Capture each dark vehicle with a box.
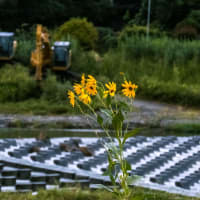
[52,41,71,71]
[0,32,17,61]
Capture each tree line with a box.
[0,0,200,32]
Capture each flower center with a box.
[129,87,133,91]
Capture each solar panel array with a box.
[0,136,200,196]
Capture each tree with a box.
[134,0,194,30]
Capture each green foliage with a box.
[0,64,38,102]
[138,76,200,106]
[174,10,200,39]
[0,187,196,200]
[15,25,35,65]
[98,35,200,107]
[55,18,99,49]
[70,74,138,200]
[41,72,73,103]
[134,0,192,30]
[68,37,100,75]
[97,27,117,51]
[119,25,163,40]
[116,36,200,66]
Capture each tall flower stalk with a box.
[68,74,138,200]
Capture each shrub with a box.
[174,20,198,40]
[41,72,73,103]
[119,25,163,41]
[15,40,35,65]
[54,18,98,50]
[0,64,38,102]
[97,27,117,51]
[15,25,35,65]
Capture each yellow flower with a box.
[73,83,83,95]
[68,90,75,107]
[120,72,124,76]
[121,80,138,98]
[81,74,86,86]
[104,82,116,98]
[85,82,97,96]
[103,90,109,98]
[87,75,96,85]
[79,92,91,104]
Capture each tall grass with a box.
[99,36,200,106]
[118,36,200,66]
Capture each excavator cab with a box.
[52,41,71,71]
[0,32,16,61]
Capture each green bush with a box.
[41,72,73,103]
[119,25,163,41]
[62,37,100,75]
[15,25,35,65]
[0,64,38,102]
[97,27,117,51]
[174,20,198,40]
[54,18,98,50]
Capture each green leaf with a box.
[94,184,114,192]
[100,108,113,126]
[127,175,141,185]
[123,159,131,171]
[117,101,130,111]
[97,114,103,126]
[122,128,140,145]
[112,110,124,131]
[106,143,120,159]
[114,164,120,180]
[108,162,116,184]
[100,108,112,119]
[106,95,111,107]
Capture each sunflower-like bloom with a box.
[73,83,83,95]
[87,75,97,85]
[68,90,75,107]
[79,92,91,104]
[103,82,116,98]
[81,74,86,87]
[121,80,138,98]
[85,82,97,96]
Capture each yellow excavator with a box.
[31,24,71,81]
[0,32,17,61]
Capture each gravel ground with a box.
[0,99,200,129]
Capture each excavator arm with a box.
[31,25,52,81]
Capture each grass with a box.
[96,36,200,107]
[2,35,200,114]
[165,123,200,134]
[0,99,75,115]
[0,187,199,200]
